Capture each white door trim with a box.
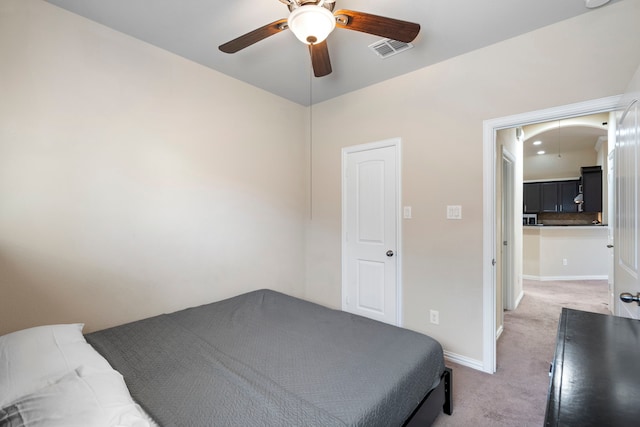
[482,95,622,374]
[341,137,403,326]
[502,147,516,312]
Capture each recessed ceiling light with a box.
[533,140,542,146]
[537,150,545,155]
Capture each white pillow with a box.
[0,324,153,426]
[0,324,111,407]
[1,370,110,427]
[75,366,151,427]
[1,369,150,427]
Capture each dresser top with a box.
[545,308,640,426]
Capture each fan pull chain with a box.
[557,120,562,159]
[309,62,313,220]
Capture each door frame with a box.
[341,137,403,326]
[501,147,516,316]
[607,149,615,314]
[482,95,622,373]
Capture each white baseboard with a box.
[443,350,486,372]
[514,290,525,308]
[522,274,608,281]
[496,325,504,339]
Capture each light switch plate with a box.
[447,205,462,220]
[403,206,412,219]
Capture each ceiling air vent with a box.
[368,38,413,59]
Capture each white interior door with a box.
[342,139,400,326]
[615,98,639,319]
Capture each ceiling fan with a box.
[218,0,421,77]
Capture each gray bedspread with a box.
[86,289,445,427]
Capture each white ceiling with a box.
[45,0,617,106]
[522,113,609,160]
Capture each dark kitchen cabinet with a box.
[559,180,579,213]
[523,167,599,214]
[541,182,559,212]
[523,182,541,213]
[581,166,602,213]
[533,180,579,213]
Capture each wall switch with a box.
[403,206,412,219]
[563,258,568,266]
[446,205,462,220]
[430,310,439,325]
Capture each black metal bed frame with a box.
[404,367,453,426]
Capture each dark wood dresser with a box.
[545,308,640,426]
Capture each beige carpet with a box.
[431,279,610,427]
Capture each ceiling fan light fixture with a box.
[585,0,610,8]
[288,5,336,45]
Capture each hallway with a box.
[432,279,609,426]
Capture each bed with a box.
[1,289,452,426]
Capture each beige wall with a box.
[523,227,609,280]
[623,55,640,101]
[2,0,640,367]
[523,229,541,278]
[0,0,308,335]
[524,150,597,181]
[305,0,640,363]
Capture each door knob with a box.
[620,292,640,305]
[386,250,394,257]
[607,244,614,248]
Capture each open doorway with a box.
[503,113,611,306]
[481,95,621,374]
[495,114,612,371]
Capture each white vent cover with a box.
[368,38,413,59]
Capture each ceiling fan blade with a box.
[309,41,332,77]
[219,19,288,53]
[334,9,420,43]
